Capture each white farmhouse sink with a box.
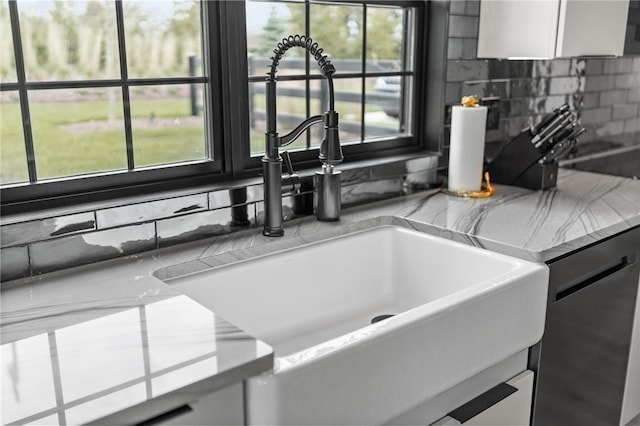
[167,225,548,425]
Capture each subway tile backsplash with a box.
[157,207,237,248]
[341,178,406,208]
[208,189,232,210]
[1,155,439,282]
[246,184,265,203]
[95,194,208,229]
[29,223,156,275]
[1,212,96,247]
[0,246,30,281]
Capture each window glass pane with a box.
[0,92,28,184]
[309,3,362,75]
[366,6,407,72]
[247,1,305,78]
[123,0,203,79]
[365,75,411,140]
[130,84,206,167]
[1,0,17,83]
[17,1,120,81]
[30,88,127,179]
[248,82,265,155]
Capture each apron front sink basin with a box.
[166,225,548,425]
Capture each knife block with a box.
[486,130,558,191]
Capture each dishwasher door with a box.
[531,227,640,426]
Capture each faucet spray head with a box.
[319,110,343,165]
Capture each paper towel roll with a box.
[448,105,487,193]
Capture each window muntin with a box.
[246,0,415,157]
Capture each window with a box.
[1,0,220,208]
[0,0,426,213]
[246,1,415,157]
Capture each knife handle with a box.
[532,111,571,146]
[532,112,558,136]
[531,103,570,136]
[554,139,577,161]
[566,126,587,141]
[540,140,567,164]
[551,125,575,144]
[534,115,573,149]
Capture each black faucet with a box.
[263,35,343,237]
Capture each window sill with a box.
[1,151,440,226]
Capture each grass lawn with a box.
[1,90,399,184]
[1,97,206,184]
[0,102,29,183]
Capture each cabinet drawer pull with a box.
[555,256,633,302]
[448,383,517,423]
[135,404,193,426]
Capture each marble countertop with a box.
[2,168,640,425]
[1,270,273,425]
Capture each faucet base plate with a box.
[263,227,285,237]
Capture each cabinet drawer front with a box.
[555,255,638,302]
[430,371,534,426]
[458,371,533,426]
[136,383,244,426]
[547,226,640,297]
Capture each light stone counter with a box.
[2,168,639,425]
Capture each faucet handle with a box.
[281,151,299,194]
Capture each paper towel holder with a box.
[447,95,488,194]
[443,172,495,198]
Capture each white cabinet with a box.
[430,370,534,426]
[148,383,244,426]
[463,371,533,425]
[477,0,630,59]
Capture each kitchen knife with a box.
[545,125,575,150]
[531,104,570,137]
[553,138,577,161]
[544,135,581,163]
[534,115,573,149]
[536,110,571,139]
[541,139,570,163]
[548,128,585,161]
[550,125,575,145]
[564,126,587,142]
[532,111,559,137]
[532,110,571,147]
[550,126,585,150]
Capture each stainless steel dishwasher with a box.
[531,226,640,426]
